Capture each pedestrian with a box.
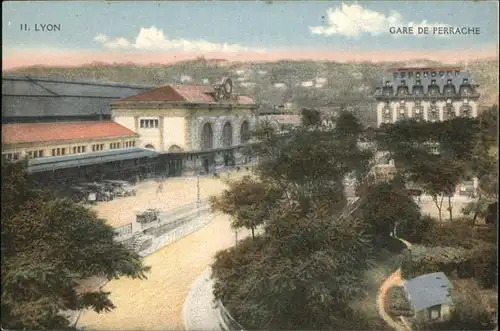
[156,181,164,196]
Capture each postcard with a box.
[2,1,498,331]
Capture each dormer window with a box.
[431,72,437,77]
[416,72,421,78]
[424,72,429,78]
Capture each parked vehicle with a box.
[69,186,98,204]
[102,180,137,197]
[136,208,161,224]
[79,182,114,201]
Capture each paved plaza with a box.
[77,171,253,330]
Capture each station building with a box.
[2,121,157,185]
[2,76,290,181]
[111,78,260,176]
[2,77,159,184]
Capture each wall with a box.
[113,108,189,152]
[112,106,258,152]
[187,110,258,151]
[163,117,187,151]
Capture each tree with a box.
[1,161,150,330]
[377,118,479,222]
[358,178,421,244]
[210,113,379,329]
[463,105,499,224]
[209,175,281,238]
[300,108,321,127]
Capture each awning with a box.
[28,148,158,173]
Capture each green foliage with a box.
[212,201,377,330]
[397,215,435,244]
[1,161,150,330]
[385,286,412,317]
[300,108,321,127]
[401,243,496,285]
[359,179,421,243]
[209,175,281,237]
[210,112,384,329]
[377,117,482,221]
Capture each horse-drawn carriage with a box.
[136,208,161,224]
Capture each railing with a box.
[140,200,210,231]
[215,299,246,331]
[114,223,133,239]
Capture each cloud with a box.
[93,26,257,52]
[310,3,450,38]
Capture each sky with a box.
[2,1,499,69]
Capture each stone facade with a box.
[111,82,259,177]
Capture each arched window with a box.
[201,122,213,150]
[221,122,233,148]
[240,121,250,143]
[168,145,183,152]
[144,144,155,150]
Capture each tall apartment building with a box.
[374,67,480,127]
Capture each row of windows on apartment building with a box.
[2,141,137,161]
[381,106,471,124]
[140,119,159,128]
[393,70,462,79]
[395,78,469,86]
[383,99,472,107]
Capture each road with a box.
[77,213,253,330]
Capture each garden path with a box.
[377,237,412,331]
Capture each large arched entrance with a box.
[240,121,250,144]
[221,122,233,148]
[200,122,215,174]
[221,122,235,166]
[201,123,213,150]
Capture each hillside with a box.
[4,58,498,127]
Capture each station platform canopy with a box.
[27,148,158,173]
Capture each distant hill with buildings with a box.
[4,58,498,127]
